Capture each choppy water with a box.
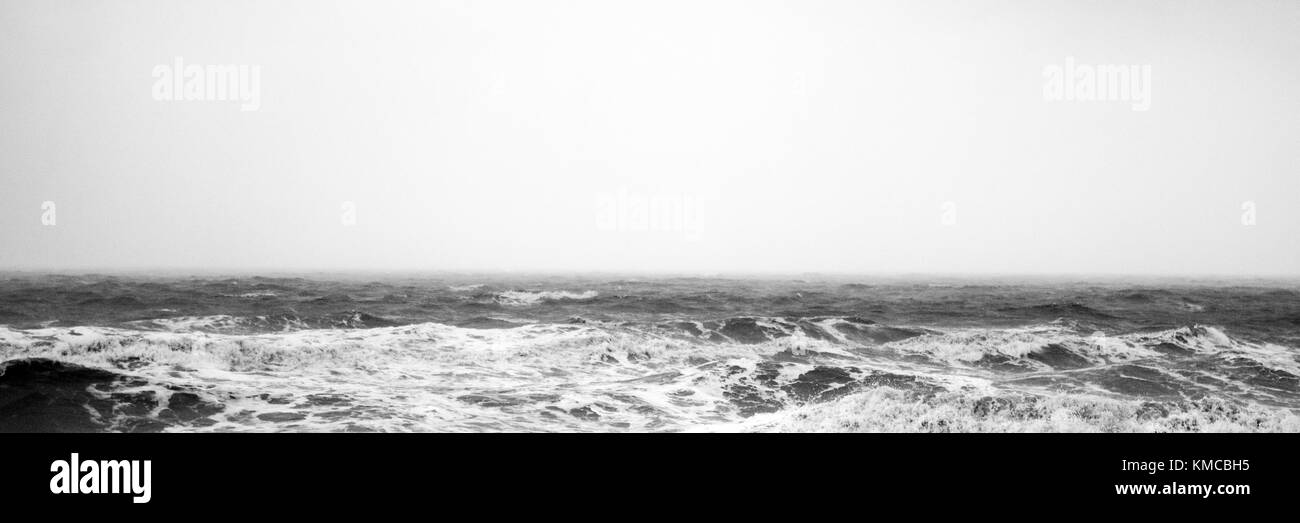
[1,273,1298,432]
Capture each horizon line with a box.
[2,266,1299,282]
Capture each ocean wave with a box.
[1,319,1296,432]
[0,320,948,432]
[998,302,1118,320]
[875,324,1297,375]
[741,387,1300,433]
[125,312,398,334]
[133,315,251,332]
[648,316,930,347]
[0,358,226,432]
[495,290,599,306]
[884,324,1161,370]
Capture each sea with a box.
[1,272,1298,432]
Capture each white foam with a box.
[1,320,1295,433]
[133,315,247,332]
[495,290,599,306]
[735,388,1300,433]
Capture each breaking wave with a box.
[2,316,1297,432]
[494,290,600,306]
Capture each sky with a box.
[0,0,1297,275]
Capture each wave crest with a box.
[495,290,599,306]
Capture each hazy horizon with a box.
[4,268,1300,286]
[2,0,1298,275]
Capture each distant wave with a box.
[494,290,599,306]
[125,312,397,333]
[997,302,1118,320]
[448,284,486,292]
[134,314,251,332]
[243,291,278,298]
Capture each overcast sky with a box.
[1,0,1297,275]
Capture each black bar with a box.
[1,434,1291,516]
